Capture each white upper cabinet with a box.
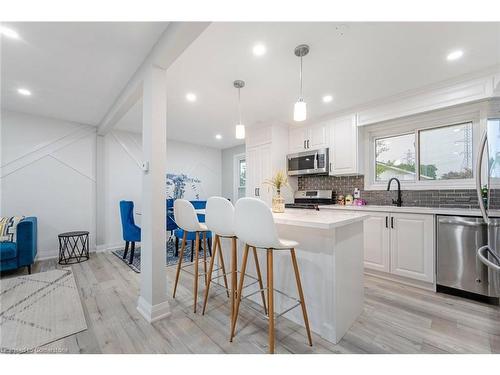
[329,114,359,175]
[288,123,329,153]
[309,123,329,149]
[289,127,309,153]
[288,114,360,175]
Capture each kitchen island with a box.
[272,209,368,344]
[228,208,368,345]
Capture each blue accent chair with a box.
[174,200,212,261]
[119,201,141,264]
[0,217,37,274]
[167,198,178,235]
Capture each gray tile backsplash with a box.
[298,175,486,209]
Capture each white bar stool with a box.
[230,197,312,354]
[201,197,267,334]
[173,199,214,313]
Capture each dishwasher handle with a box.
[438,218,486,227]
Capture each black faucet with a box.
[387,177,402,207]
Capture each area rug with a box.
[0,269,87,353]
[112,239,210,273]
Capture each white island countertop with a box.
[273,208,368,230]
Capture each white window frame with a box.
[364,104,486,191]
[233,152,246,202]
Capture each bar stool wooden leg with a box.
[230,244,249,342]
[267,248,275,354]
[173,231,187,298]
[193,232,200,313]
[252,246,268,315]
[202,232,209,286]
[290,248,313,346]
[202,234,219,315]
[217,235,230,298]
[230,237,237,330]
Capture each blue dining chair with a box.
[174,200,212,260]
[167,199,178,239]
[119,201,141,264]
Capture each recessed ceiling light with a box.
[322,95,333,103]
[0,26,20,39]
[186,93,197,102]
[17,88,32,96]
[215,134,222,140]
[447,50,464,61]
[252,43,266,56]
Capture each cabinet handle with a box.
[329,162,332,173]
[385,216,388,228]
[304,140,306,149]
[254,188,258,196]
[307,140,310,149]
[256,187,260,197]
[391,217,394,229]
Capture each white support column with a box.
[95,134,106,248]
[137,65,170,323]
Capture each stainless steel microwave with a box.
[287,148,329,176]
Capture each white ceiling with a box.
[117,22,500,149]
[2,22,499,150]
[1,22,168,125]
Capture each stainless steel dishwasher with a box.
[437,215,499,302]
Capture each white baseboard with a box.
[96,243,123,253]
[36,245,108,261]
[364,268,436,292]
[137,296,171,323]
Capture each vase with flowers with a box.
[264,170,289,213]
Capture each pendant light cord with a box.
[238,87,242,124]
[299,55,303,100]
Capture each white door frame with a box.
[233,152,246,203]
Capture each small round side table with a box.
[58,231,90,265]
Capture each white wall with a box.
[101,130,222,249]
[1,110,97,259]
[0,111,223,258]
[221,144,245,202]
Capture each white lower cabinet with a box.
[390,213,434,283]
[363,212,390,272]
[363,211,435,284]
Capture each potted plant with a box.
[264,170,289,213]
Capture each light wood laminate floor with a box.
[2,252,499,354]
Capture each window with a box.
[375,134,416,182]
[238,158,246,193]
[234,154,246,201]
[370,120,476,187]
[419,122,473,180]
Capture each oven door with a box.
[287,148,328,176]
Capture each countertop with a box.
[273,208,368,230]
[318,204,500,217]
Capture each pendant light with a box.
[293,44,309,122]
[234,80,246,139]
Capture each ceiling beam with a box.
[97,22,210,135]
[494,71,500,97]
